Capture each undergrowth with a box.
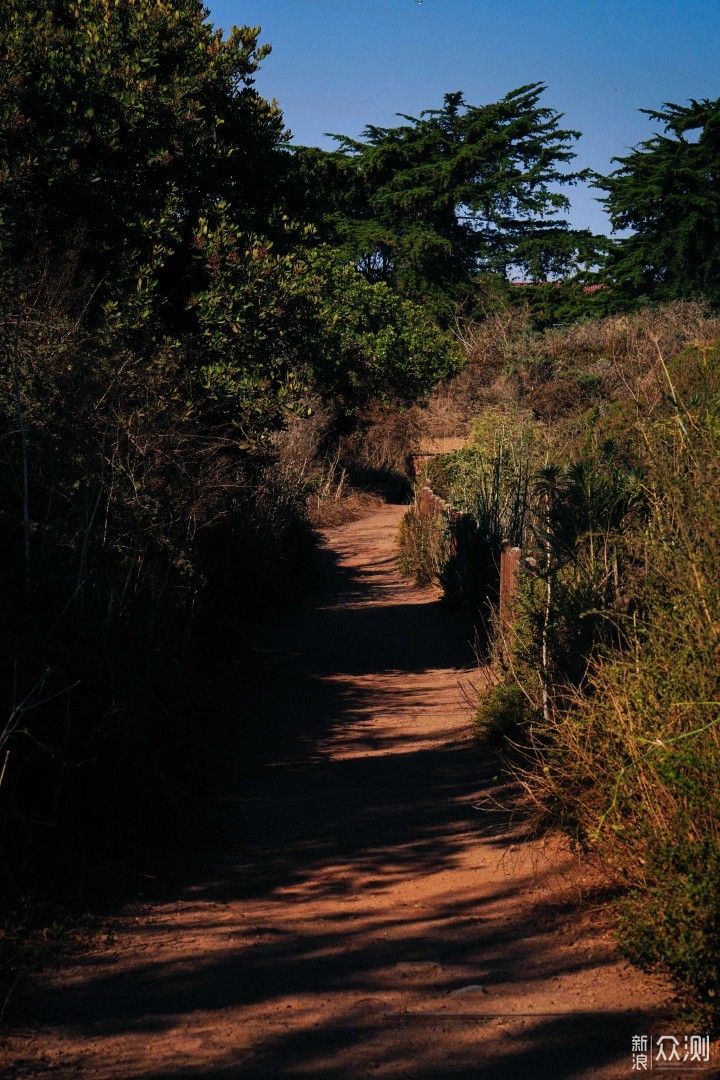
[402,307,720,1025]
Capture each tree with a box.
[0,0,330,436]
[0,2,459,432]
[599,97,720,306]
[297,84,600,313]
[303,249,462,415]
[0,0,286,335]
[0,1,469,890]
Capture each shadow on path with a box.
[5,507,672,1079]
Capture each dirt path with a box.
[3,506,673,1079]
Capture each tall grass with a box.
[520,393,720,1019]
[410,309,720,1020]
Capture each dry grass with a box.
[506,350,720,1022]
[417,300,720,436]
[409,316,720,1021]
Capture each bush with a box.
[473,682,532,746]
[444,324,720,1021]
[0,286,313,892]
[618,841,720,1020]
[515,363,720,1023]
[397,500,448,586]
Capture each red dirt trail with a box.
[3,505,676,1079]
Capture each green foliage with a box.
[399,407,532,611]
[304,250,463,415]
[480,443,645,724]
[474,682,531,746]
[508,280,617,328]
[533,449,645,568]
[300,85,603,313]
[619,841,720,1020]
[0,0,285,333]
[426,437,531,549]
[599,97,720,307]
[0,0,320,440]
[189,220,318,432]
[509,352,720,1021]
[397,496,450,586]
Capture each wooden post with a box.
[499,541,522,630]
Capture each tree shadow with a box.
[6,511,672,1078]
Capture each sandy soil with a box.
[2,505,679,1079]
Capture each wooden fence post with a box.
[499,541,522,630]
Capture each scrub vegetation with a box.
[399,307,720,1022]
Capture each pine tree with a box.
[296,84,601,313]
[599,98,720,306]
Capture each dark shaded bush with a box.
[0,293,313,892]
[473,682,530,746]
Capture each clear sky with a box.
[207,0,720,235]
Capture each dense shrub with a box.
[473,682,530,746]
[0,289,316,889]
[408,314,720,1021]
[495,344,720,1022]
[397,406,531,618]
[423,299,720,429]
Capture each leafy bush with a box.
[0,290,314,889]
[307,251,463,417]
[618,841,720,1019]
[425,406,533,545]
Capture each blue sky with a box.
[207,0,720,235]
